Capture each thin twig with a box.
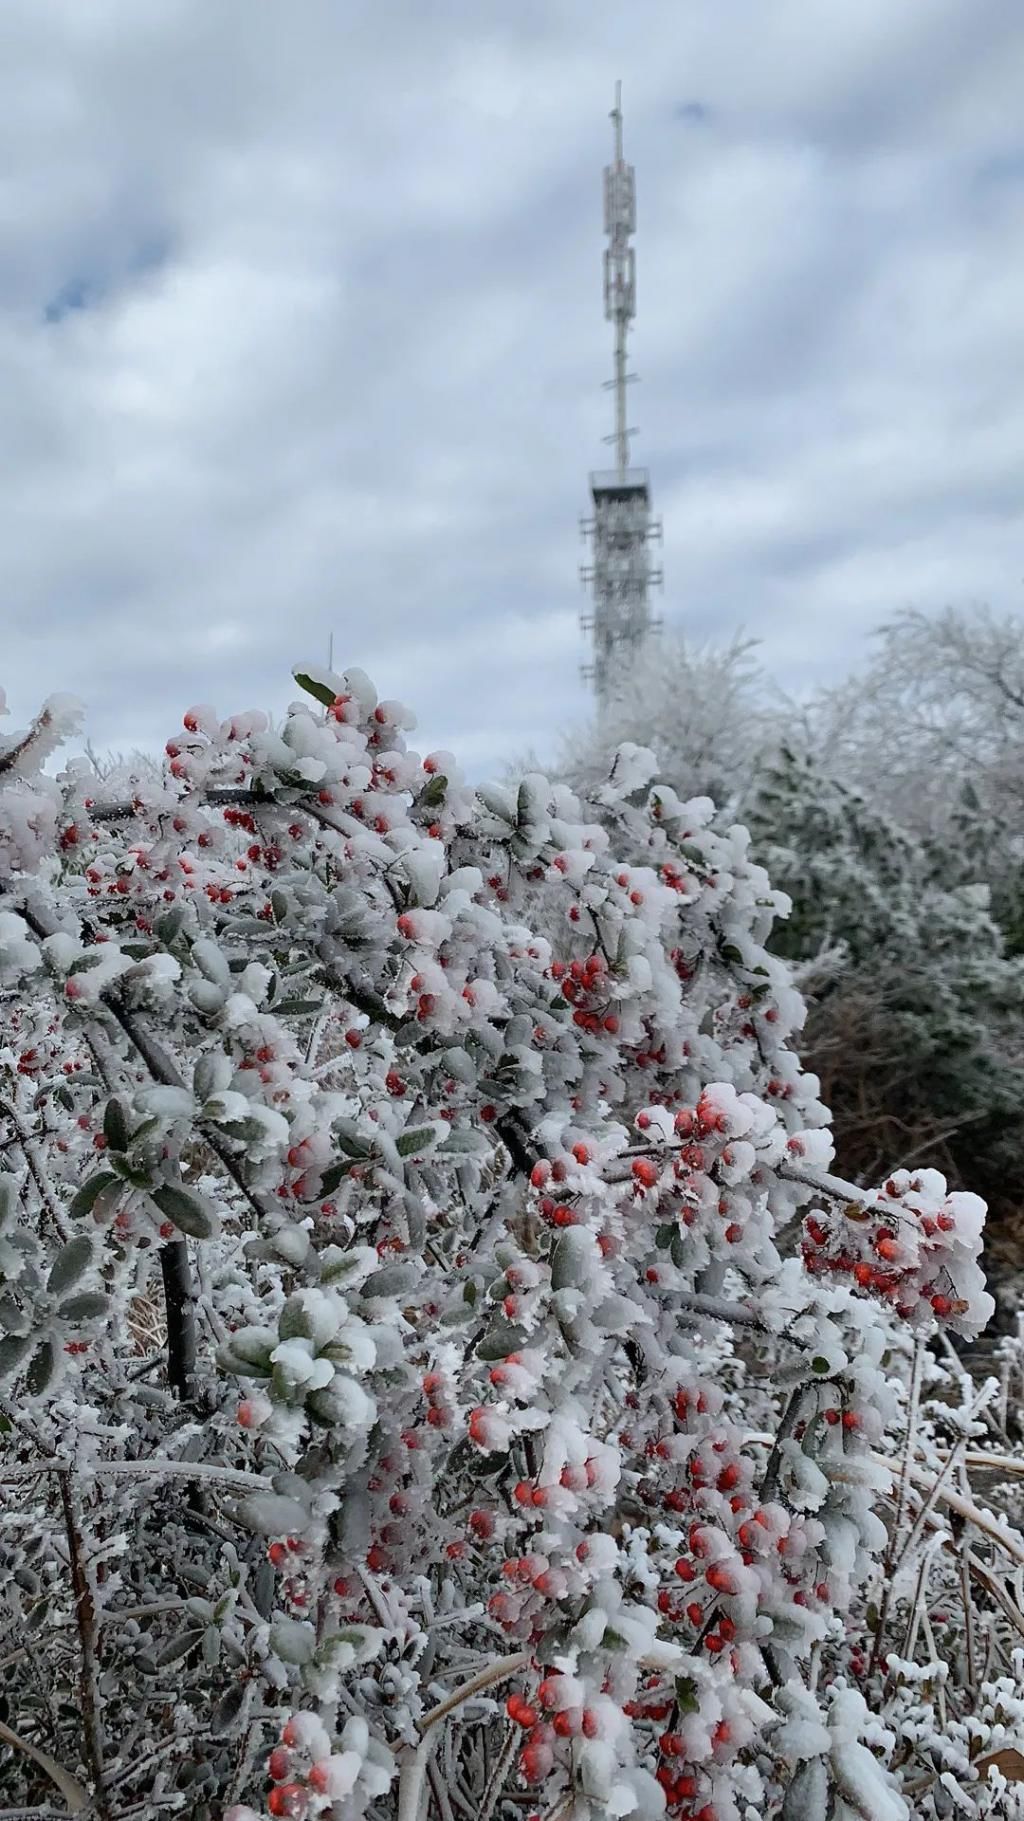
[0,1097,71,1245]
[760,1384,811,1503]
[427,1760,456,1821]
[479,1726,519,1821]
[869,1339,924,1677]
[2,1457,265,1491]
[398,1652,532,1821]
[57,1471,110,1820]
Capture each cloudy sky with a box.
[2,0,1023,776]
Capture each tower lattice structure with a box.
[580,82,662,706]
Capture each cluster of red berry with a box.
[801,1179,968,1323]
[549,954,620,1035]
[263,1719,334,1817]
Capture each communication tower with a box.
[580,83,662,704]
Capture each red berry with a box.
[268,1787,306,1819]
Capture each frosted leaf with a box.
[236,1493,310,1536]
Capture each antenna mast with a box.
[579,82,662,707]
[608,79,632,474]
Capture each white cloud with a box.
[0,0,1022,775]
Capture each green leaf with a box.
[420,772,448,809]
[219,1118,275,1145]
[103,1097,130,1153]
[314,1625,381,1669]
[720,943,745,967]
[68,952,103,976]
[358,1262,419,1300]
[271,890,289,924]
[0,1294,27,1334]
[25,1339,57,1397]
[155,1630,203,1668]
[293,670,338,708]
[675,1676,699,1714]
[271,998,324,1016]
[237,1491,309,1536]
[47,1235,93,1298]
[396,1125,435,1159]
[811,1356,831,1375]
[475,1323,526,1361]
[156,905,187,945]
[317,1159,357,1196]
[150,1182,219,1240]
[533,1623,573,1665]
[212,1681,247,1733]
[0,1333,32,1381]
[58,1291,110,1323]
[655,1223,676,1250]
[213,1590,237,1624]
[270,1617,316,1664]
[551,1226,593,1292]
[69,1171,120,1219]
[0,1177,16,1229]
[252,1558,276,1619]
[439,1303,475,1327]
[438,1129,490,1156]
[466,1450,508,1480]
[333,1127,371,1160]
[781,1757,831,1821]
[278,1294,315,1342]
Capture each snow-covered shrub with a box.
[745,745,1024,1254]
[0,664,1018,1821]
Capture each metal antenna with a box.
[579,83,663,707]
[606,79,633,473]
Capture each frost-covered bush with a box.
[744,746,1024,1221]
[0,665,1020,1821]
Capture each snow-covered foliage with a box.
[559,626,1024,1251]
[558,633,777,814]
[744,746,1024,1248]
[809,606,1024,848]
[0,665,1020,1820]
